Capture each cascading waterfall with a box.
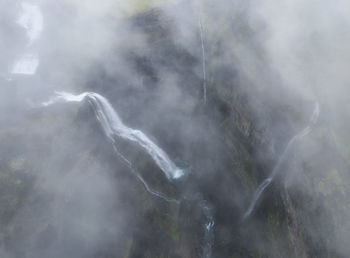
[42,91,185,203]
[200,201,215,258]
[43,92,185,181]
[42,91,216,257]
[10,2,43,76]
[242,102,320,220]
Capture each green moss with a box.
[0,162,33,227]
[167,223,179,241]
[156,255,170,258]
[267,213,280,229]
[9,157,26,172]
[119,0,180,15]
[159,212,179,242]
[123,237,133,258]
[249,251,261,258]
[332,129,350,164]
[317,169,346,196]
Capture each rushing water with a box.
[43,91,185,181]
[42,91,217,256]
[242,102,320,220]
[198,11,207,104]
[200,201,215,258]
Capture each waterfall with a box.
[42,91,218,256]
[199,15,207,104]
[112,145,180,204]
[242,102,320,220]
[43,92,185,180]
[200,201,215,258]
[43,91,184,202]
[196,1,207,104]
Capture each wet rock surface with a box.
[1,1,350,258]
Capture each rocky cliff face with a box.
[0,1,349,258]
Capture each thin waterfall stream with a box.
[200,201,215,258]
[1,0,346,256]
[242,102,320,220]
[198,7,207,104]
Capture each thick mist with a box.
[1,0,350,257]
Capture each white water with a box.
[198,8,207,104]
[200,201,214,258]
[42,92,220,256]
[242,102,320,220]
[10,2,43,76]
[43,91,185,181]
[112,145,180,203]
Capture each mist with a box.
[1,0,350,257]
